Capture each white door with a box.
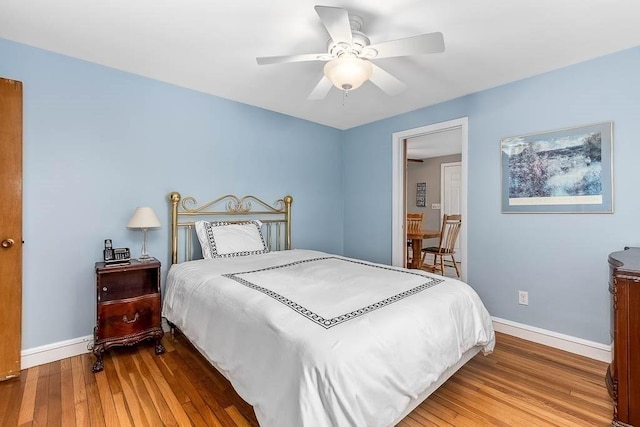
[441,162,461,251]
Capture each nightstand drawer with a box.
[97,294,160,341]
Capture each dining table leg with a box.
[410,238,423,269]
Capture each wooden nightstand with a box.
[92,258,165,373]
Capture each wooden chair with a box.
[420,214,462,278]
[406,213,424,266]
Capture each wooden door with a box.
[0,77,23,380]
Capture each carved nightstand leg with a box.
[92,346,105,373]
[155,339,166,355]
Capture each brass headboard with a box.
[168,192,293,264]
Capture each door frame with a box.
[391,117,468,280]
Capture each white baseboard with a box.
[21,334,93,369]
[19,318,611,370]
[492,316,612,363]
[21,321,171,369]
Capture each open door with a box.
[392,117,468,280]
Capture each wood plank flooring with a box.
[0,332,612,426]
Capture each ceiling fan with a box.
[256,5,445,100]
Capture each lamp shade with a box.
[323,56,373,91]
[127,207,161,229]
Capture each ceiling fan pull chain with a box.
[342,89,349,107]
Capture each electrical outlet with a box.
[431,203,441,210]
[518,291,529,306]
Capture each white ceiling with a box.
[1,1,639,130]
[407,128,461,160]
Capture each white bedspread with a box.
[162,249,495,427]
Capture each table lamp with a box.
[127,207,161,261]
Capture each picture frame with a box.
[416,182,426,207]
[501,121,613,213]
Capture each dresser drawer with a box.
[97,294,160,341]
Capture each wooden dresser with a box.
[607,247,640,426]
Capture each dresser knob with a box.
[102,287,107,292]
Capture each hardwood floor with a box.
[0,332,612,426]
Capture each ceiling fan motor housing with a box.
[327,29,376,59]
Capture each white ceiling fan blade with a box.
[369,63,406,96]
[257,53,328,65]
[366,32,444,59]
[314,5,352,45]
[308,76,333,100]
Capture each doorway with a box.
[391,117,468,280]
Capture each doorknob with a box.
[1,239,15,248]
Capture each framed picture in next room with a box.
[416,182,426,207]
[500,121,613,213]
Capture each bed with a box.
[162,192,495,427]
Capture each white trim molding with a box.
[21,334,93,369]
[21,321,173,369]
[492,316,612,363]
[20,318,610,369]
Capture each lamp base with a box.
[138,228,153,262]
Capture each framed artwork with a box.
[416,182,426,207]
[501,121,613,213]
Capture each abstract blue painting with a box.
[501,122,613,213]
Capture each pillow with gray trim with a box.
[195,220,269,259]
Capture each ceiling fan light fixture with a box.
[323,56,373,91]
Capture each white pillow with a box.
[195,220,269,259]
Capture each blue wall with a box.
[0,38,344,349]
[2,36,639,350]
[343,47,640,344]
